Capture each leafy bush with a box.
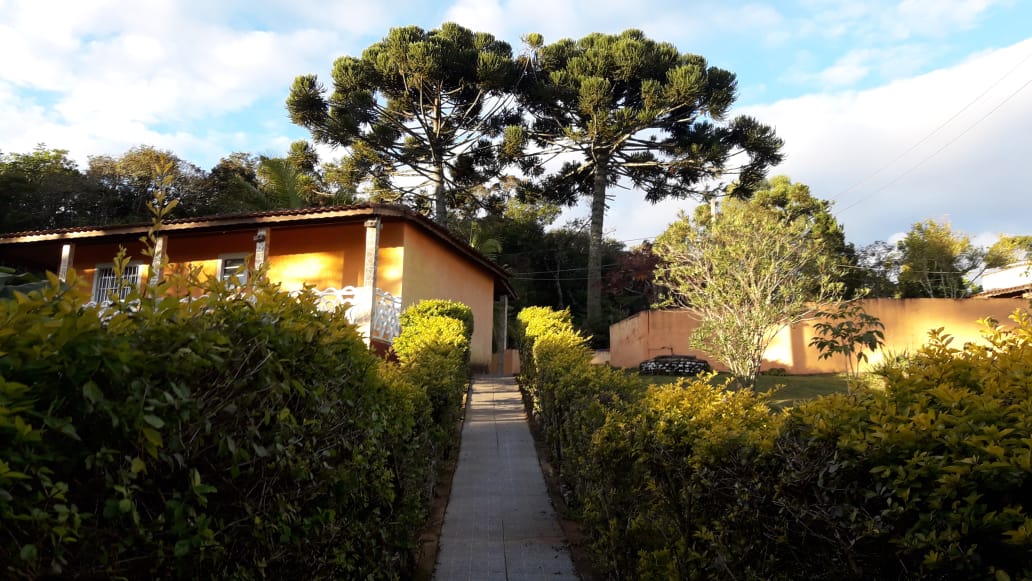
[515,306,644,502]
[783,311,1032,579]
[519,305,1032,580]
[398,299,474,345]
[515,306,577,401]
[391,303,472,451]
[586,379,780,578]
[0,266,47,299]
[0,266,450,579]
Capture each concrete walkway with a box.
[433,376,578,580]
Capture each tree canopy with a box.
[514,29,783,325]
[0,145,89,232]
[653,198,844,386]
[986,235,1032,268]
[287,22,520,224]
[741,175,862,296]
[897,219,985,298]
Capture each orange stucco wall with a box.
[265,224,367,292]
[164,231,255,284]
[398,222,496,367]
[377,223,404,296]
[610,299,1030,373]
[72,238,152,295]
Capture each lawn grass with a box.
[641,372,856,409]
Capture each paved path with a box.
[433,376,578,580]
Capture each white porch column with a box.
[148,235,166,286]
[253,228,269,271]
[58,244,74,283]
[361,218,382,346]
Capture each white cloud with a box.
[893,0,1005,38]
[792,0,1009,46]
[445,0,508,38]
[804,44,938,87]
[0,0,354,165]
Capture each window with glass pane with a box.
[92,265,141,303]
[220,257,247,285]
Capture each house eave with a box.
[0,203,517,299]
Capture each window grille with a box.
[220,256,248,285]
[92,265,141,303]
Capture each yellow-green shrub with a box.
[784,310,1032,579]
[521,305,1032,580]
[390,301,472,453]
[515,307,645,505]
[398,299,474,352]
[515,306,576,390]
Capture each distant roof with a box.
[0,203,515,298]
[972,282,1032,299]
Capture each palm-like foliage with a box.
[256,156,311,209]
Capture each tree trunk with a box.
[586,151,608,326]
[433,160,447,224]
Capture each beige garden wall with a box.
[610,298,1030,374]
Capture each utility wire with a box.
[831,47,1032,207]
[835,47,1032,215]
[837,71,1032,215]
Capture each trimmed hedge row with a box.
[391,299,473,455]
[517,305,1032,580]
[0,269,471,580]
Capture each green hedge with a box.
[0,270,467,579]
[391,301,472,454]
[398,299,474,346]
[517,305,1032,580]
[515,306,644,503]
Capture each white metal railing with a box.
[84,286,403,345]
[372,289,402,343]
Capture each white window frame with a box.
[218,254,250,286]
[91,262,144,304]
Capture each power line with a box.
[831,46,1032,208]
[835,47,1032,216]
[836,70,1032,215]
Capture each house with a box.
[0,204,515,368]
[973,262,1032,299]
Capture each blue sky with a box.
[1,0,1030,247]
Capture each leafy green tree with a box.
[855,241,901,298]
[809,301,885,379]
[897,219,985,298]
[287,22,520,224]
[194,152,264,216]
[0,145,90,232]
[748,175,863,294]
[516,29,783,326]
[85,145,205,224]
[255,154,317,209]
[986,234,1032,267]
[653,199,844,387]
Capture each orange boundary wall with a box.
[610,298,1030,374]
